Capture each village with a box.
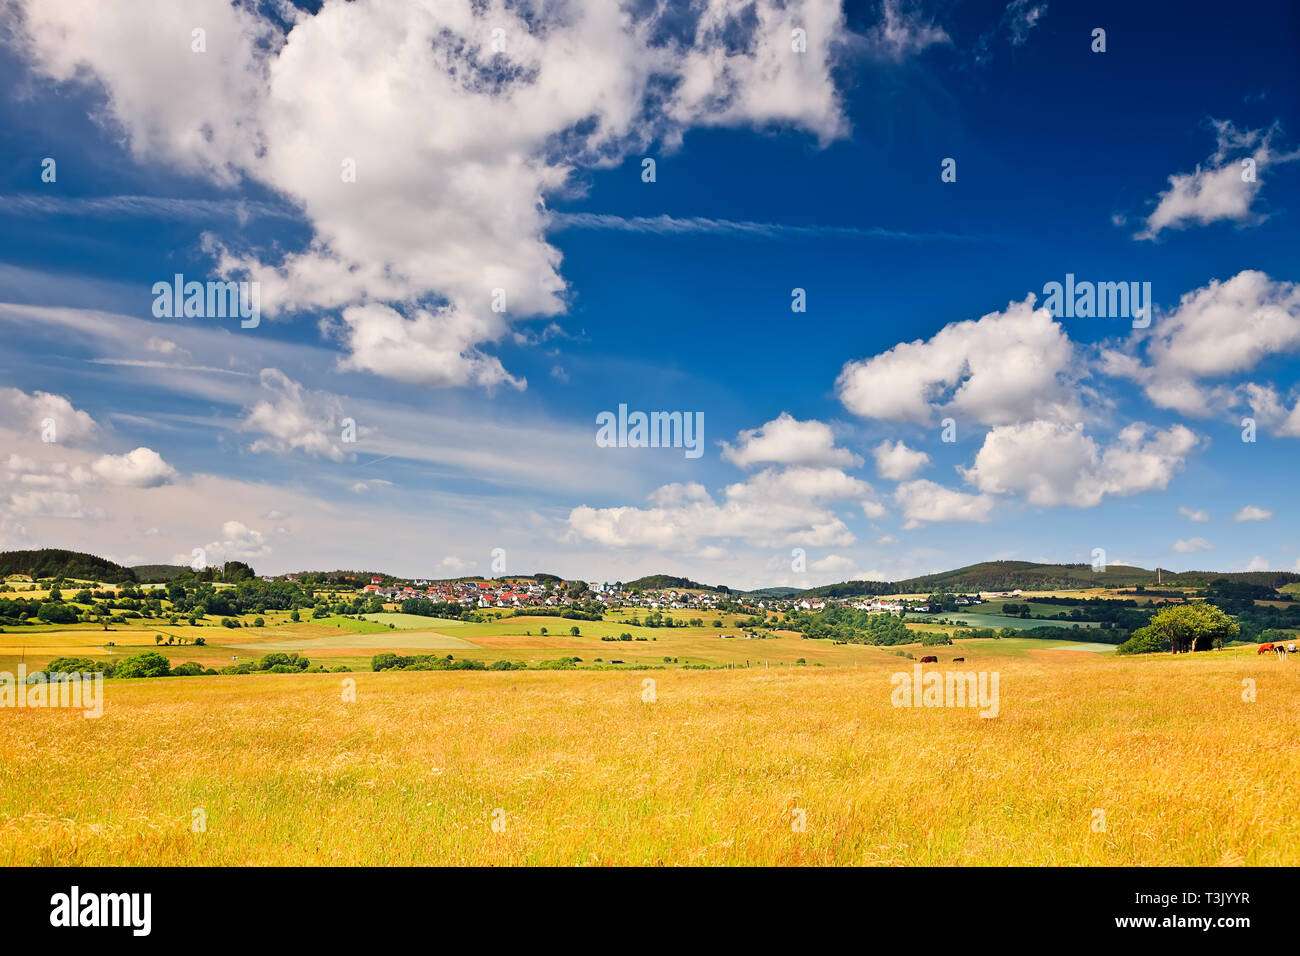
[296,572,1001,616]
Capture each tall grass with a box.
[1,652,1294,865]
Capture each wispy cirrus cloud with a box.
[549,211,994,243]
[0,193,300,223]
[0,195,995,248]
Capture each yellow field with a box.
[1,649,1295,865]
[0,607,1113,675]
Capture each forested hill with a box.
[798,561,1300,596]
[0,549,137,584]
[131,564,192,583]
[7,549,1300,596]
[897,561,1154,592]
[623,574,727,592]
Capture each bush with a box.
[257,652,310,672]
[537,657,579,669]
[42,656,113,678]
[172,661,216,677]
[1117,625,1170,655]
[371,652,485,671]
[221,617,240,628]
[35,602,79,624]
[113,651,172,679]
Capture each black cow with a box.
[952,657,965,662]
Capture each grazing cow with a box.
[1258,643,1274,655]
[952,657,965,662]
[920,655,939,664]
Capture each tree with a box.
[569,625,581,636]
[44,656,110,677]
[1117,626,1168,655]
[36,602,78,624]
[1119,603,1238,655]
[172,661,214,677]
[220,561,255,583]
[114,651,172,679]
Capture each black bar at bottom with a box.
[0,866,1289,942]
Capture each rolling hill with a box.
[131,564,194,583]
[799,561,1300,597]
[8,548,1300,598]
[622,574,725,592]
[0,549,137,584]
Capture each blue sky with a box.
[0,0,1298,587]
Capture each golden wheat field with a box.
[1,649,1296,867]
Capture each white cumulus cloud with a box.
[11,0,853,391]
[1234,505,1273,522]
[892,479,994,530]
[960,420,1198,508]
[91,447,178,488]
[871,439,929,481]
[721,413,861,469]
[1137,121,1298,241]
[242,369,352,461]
[836,295,1080,426]
[568,465,882,551]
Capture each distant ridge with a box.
[131,564,192,583]
[622,573,728,592]
[7,550,1300,596]
[798,561,1300,597]
[742,586,804,599]
[0,549,136,583]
